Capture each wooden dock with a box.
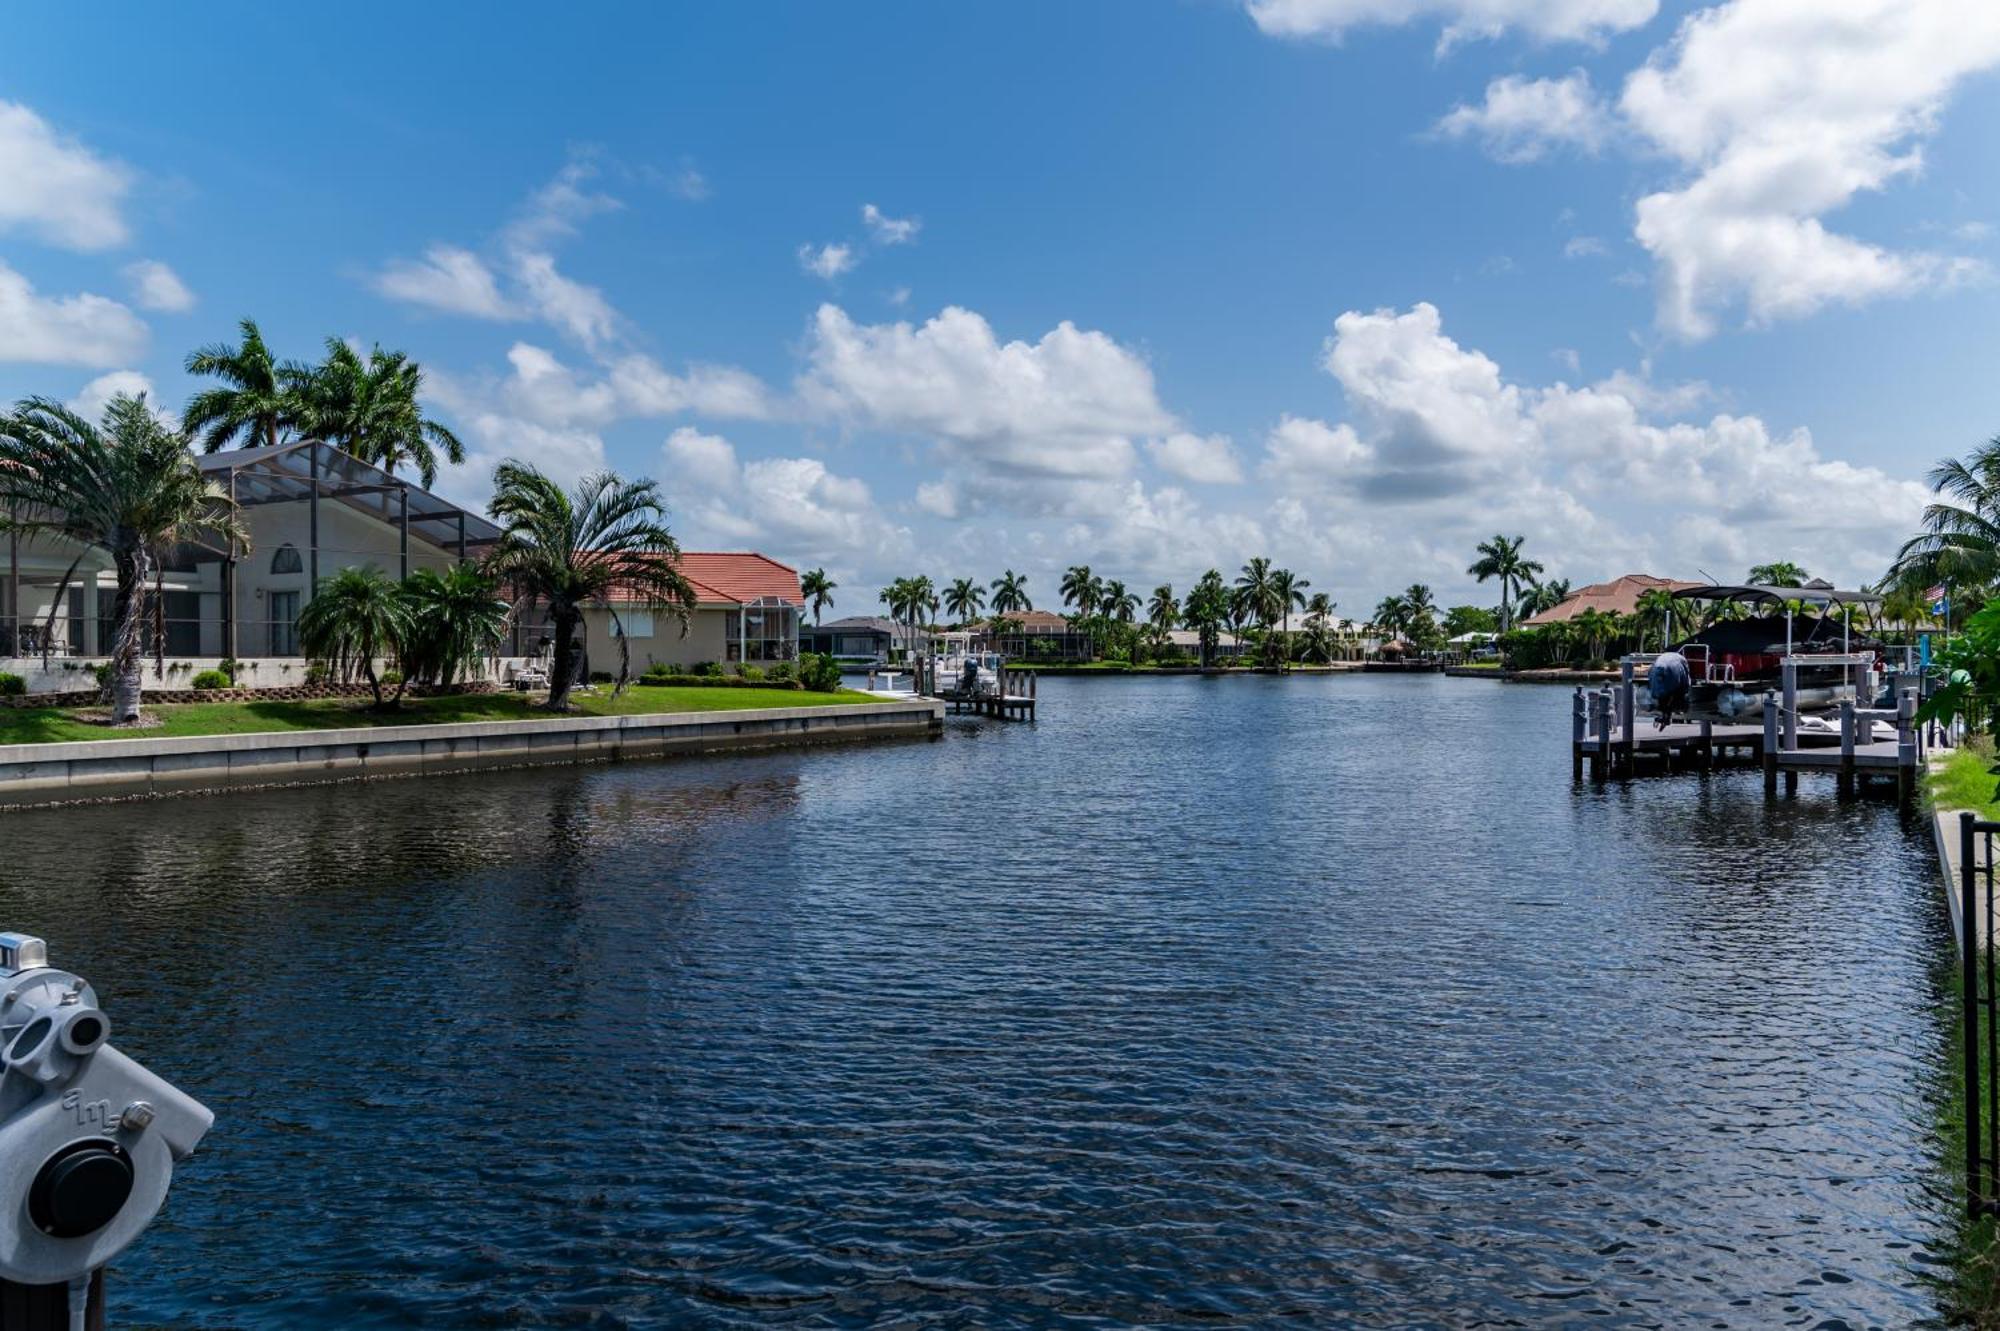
[914,658,1038,720]
[1570,654,1927,799]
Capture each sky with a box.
[3,0,2000,619]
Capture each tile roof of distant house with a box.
[811,615,915,638]
[987,609,1077,633]
[1523,573,1703,626]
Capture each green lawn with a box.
[0,683,884,746]
[1929,740,2000,820]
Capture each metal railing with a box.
[1961,812,2000,1218]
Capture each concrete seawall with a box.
[0,700,945,809]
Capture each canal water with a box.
[0,675,1956,1327]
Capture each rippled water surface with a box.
[0,675,1958,1327]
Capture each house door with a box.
[268,591,299,656]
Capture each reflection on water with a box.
[0,675,1954,1327]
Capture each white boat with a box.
[930,632,1006,698]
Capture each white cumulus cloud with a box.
[373,245,516,319]
[1147,432,1245,484]
[121,260,194,313]
[0,261,147,367]
[0,100,131,251]
[1436,72,1612,163]
[862,204,921,245]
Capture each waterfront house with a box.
[984,610,1092,661]
[800,615,917,664]
[1523,573,1703,626]
[1,437,801,691]
[572,551,803,675]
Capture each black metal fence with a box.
[1961,812,2000,1217]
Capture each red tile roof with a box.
[1523,573,1702,625]
[673,552,803,606]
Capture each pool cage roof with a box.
[196,439,503,556]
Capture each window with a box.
[268,591,299,656]
[612,610,654,639]
[270,544,302,575]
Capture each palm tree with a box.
[400,565,509,689]
[1147,584,1178,633]
[1573,607,1615,663]
[292,339,464,487]
[1270,567,1309,665]
[1468,535,1544,634]
[183,317,298,453]
[1632,586,1679,651]
[1748,560,1808,587]
[943,576,985,624]
[0,395,247,723]
[1891,438,2000,597]
[298,566,416,707]
[989,569,1031,614]
[1515,577,1571,623]
[1402,583,1439,648]
[1060,564,1102,621]
[1235,557,1278,629]
[1184,570,1229,667]
[1101,579,1139,624]
[484,463,698,710]
[800,568,836,625]
[1373,594,1409,646]
[1297,617,1336,664]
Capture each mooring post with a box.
[1571,688,1586,780]
[1619,660,1637,775]
[1589,690,1609,781]
[1762,702,1778,793]
[1699,718,1713,770]
[1781,659,1799,755]
[1839,699,1856,794]
[1898,687,1918,804]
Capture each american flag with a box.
[1925,583,1947,603]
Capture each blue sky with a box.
[3,1,1999,615]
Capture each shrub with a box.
[766,661,794,683]
[798,651,844,693]
[588,670,614,684]
[0,673,23,697]
[92,662,114,690]
[739,664,766,681]
[687,660,721,677]
[379,668,404,689]
[189,669,231,691]
[217,657,243,684]
[304,660,332,686]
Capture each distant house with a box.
[984,609,1092,661]
[1523,573,1703,626]
[800,615,917,663]
[1164,629,1248,659]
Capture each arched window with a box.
[270,544,303,575]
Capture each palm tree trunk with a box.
[547,608,580,711]
[109,549,150,724]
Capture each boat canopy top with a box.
[1670,582,1882,608]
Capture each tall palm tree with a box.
[298,565,416,707]
[944,576,985,624]
[1147,584,1178,634]
[399,564,509,689]
[183,317,298,453]
[1234,557,1278,629]
[292,339,464,487]
[1402,583,1439,647]
[1373,594,1409,645]
[1060,564,1101,621]
[800,568,836,625]
[0,395,247,722]
[1270,567,1309,665]
[1468,534,1544,634]
[484,463,698,710]
[989,569,1031,614]
[1748,560,1808,587]
[1101,579,1138,624]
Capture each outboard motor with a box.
[0,933,211,1327]
[1648,650,1691,728]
